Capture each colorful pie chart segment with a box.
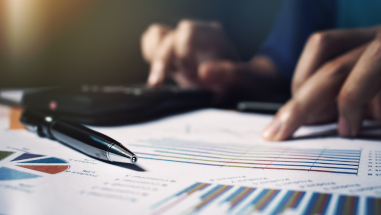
[0,151,14,161]
[0,167,40,180]
[17,165,69,174]
[19,157,68,164]
[11,152,45,161]
[0,151,69,181]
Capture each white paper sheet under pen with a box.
[1,108,381,215]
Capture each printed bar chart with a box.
[237,189,280,214]
[366,197,381,215]
[132,138,361,175]
[334,195,359,215]
[221,187,256,211]
[271,191,305,215]
[151,182,211,215]
[302,193,332,215]
[194,185,232,211]
[152,182,381,215]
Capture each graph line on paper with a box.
[131,138,361,175]
[152,182,376,215]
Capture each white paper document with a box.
[1,109,381,215]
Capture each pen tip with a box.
[131,156,137,163]
[108,144,137,164]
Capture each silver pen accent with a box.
[107,144,137,164]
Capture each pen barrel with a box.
[20,109,136,164]
[50,121,111,161]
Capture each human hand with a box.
[262,26,381,141]
[141,20,279,94]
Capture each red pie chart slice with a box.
[17,165,69,174]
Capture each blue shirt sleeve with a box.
[257,0,337,82]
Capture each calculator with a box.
[22,85,214,126]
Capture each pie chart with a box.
[0,150,69,181]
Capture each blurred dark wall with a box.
[0,0,281,88]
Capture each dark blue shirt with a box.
[258,0,381,82]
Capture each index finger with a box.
[338,35,381,136]
[147,32,175,87]
[292,28,378,95]
[262,44,368,141]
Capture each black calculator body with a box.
[22,85,214,126]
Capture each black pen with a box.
[237,102,283,114]
[20,109,137,164]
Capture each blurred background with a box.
[0,0,281,88]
